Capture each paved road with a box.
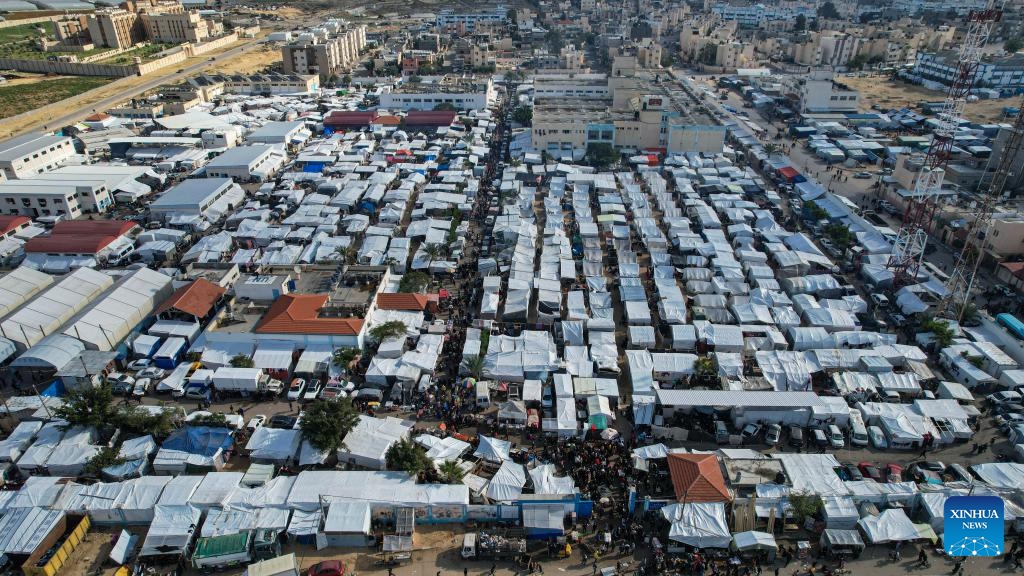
[5,38,266,134]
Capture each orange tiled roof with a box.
[255,294,364,335]
[666,453,732,503]
[376,292,431,311]
[0,216,29,236]
[155,278,226,318]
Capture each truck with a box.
[153,337,188,370]
[246,552,299,576]
[211,367,282,397]
[461,531,527,561]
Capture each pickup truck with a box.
[461,531,527,560]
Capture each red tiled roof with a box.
[404,110,458,126]
[256,294,364,335]
[155,278,226,318]
[373,115,402,126]
[85,112,111,122]
[0,216,29,236]
[49,220,139,237]
[24,220,138,255]
[324,111,379,129]
[666,454,732,503]
[376,293,431,311]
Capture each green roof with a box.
[193,532,251,559]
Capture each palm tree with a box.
[921,318,954,349]
[462,355,486,380]
[334,245,357,265]
[692,356,718,386]
[438,460,465,484]
[764,142,779,156]
[422,243,445,268]
[332,347,362,375]
[369,320,408,342]
[383,256,398,271]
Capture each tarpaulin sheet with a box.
[662,502,731,548]
[858,508,919,544]
[485,460,526,501]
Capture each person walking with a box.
[490,563,496,576]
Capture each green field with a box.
[0,22,113,60]
[0,76,112,120]
[96,43,171,65]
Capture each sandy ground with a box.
[207,45,281,75]
[841,75,1019,124]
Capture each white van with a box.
[461,533,477,560]
[475,380,491,407]
[849,412,869,447]
[827,424,845,449]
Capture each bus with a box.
[997,313,1024,341]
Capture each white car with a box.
[303,380,322,402]
[132,378,151,397]
[765,424,782,446]
[127,358,153,371]
[868,425,888,450]
[246,415,267,434]
[287,378,306,401]
[136,367,167,380]
[870,293,890,308]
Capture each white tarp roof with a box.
[245,428,301,463]
[140,504,201,557]
[484,460,526,501]
[528,463,576,495]
[662,502,732,548]
[324,501,371,534]
[857,508,919,544]
[971,463,1024,489]
[732,531,777,551]
[474,435,511,462]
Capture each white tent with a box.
[661,502,732,548]
[474,435,511,462]
[857,508,919,544]
[139,504,201,557]
[485,460,526,501]
[528,464,575,495]
[732,531,777,552]
[245,428,301,464]
[338,416,413,470]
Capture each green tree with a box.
[332,347,362,375]
[55,384,119,431]
[817,1,840,19]
[825,223,852,249]
[408,75,423,83]
[422,243,446,267]
[229,354,255,368]
[462,355,486,380]
[84,446,125,477]
[117,405,176,438]
[1006,37,1023,54]
[512,106,533,126]
[692,356,718,385]
[335,245,357,265]
[698,42,718,66]
[545,29,563,52]
[300,399,361,454]
[438,460,465,484]
[788,491,822,522]
[808,19,820,32]
[433,102,458,111]
[397,271,430,293]
[341,74,352,86]
[960,303,980,326]
[584,143,619,169]
[385,437,432,477]
[921,317,954,348]
[369,320,409,342]
[803,200,829,220]
[794,14,807,31]
[505,70,524,83]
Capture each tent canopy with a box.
[474,435,511,462]
[732,531,777,552]
[661,502,732,548]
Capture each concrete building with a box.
[435,6,507,33]
[0,177,114,218]
[711,2,814,28]
[281,26,366,80]
[247,121,307,145]
[87,8,145,49]
[148,177,246,228]
[533,74,610,99]
[637,40,663,69]
[798,70,860,113]
[142,9,217,43]
[204,145,286,182]
[0,134,76,181]
[913,51,1024,91]
[190,72,319,95]
[378,75,496,110]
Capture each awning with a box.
[252,341,295,370]
[295,345,333,374]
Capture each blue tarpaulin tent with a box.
[161,426,234,456]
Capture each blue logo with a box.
[945,495,1004,557]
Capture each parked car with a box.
[320,383,346,401]
[884,463,903,483]
[303,379,322,402]
[287,378,306,401]
[857,461,883,482]
[787,425,804,448]
[245,415,266,434]
[741,423,761,442]
[308,561,346,576]
[988,390,1023,405]
[853,171,873,179]
[109,373,136,395]
[132,378,151,397]
[127,358,153,371]
[838,463,863,481]
[870,293,890,308]
[765,424,782,446]
[868,425,888,449]
[136,367,166,380]
[268,414,298,429]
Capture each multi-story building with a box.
[0,133,76,181]
[711,1,814,28]
[798,70,860,113]
[637,39,662,69]
[452,39,495,70]
[435,6,508,33]
[0,177,113,218]
[87,8,145,49]
[533,74,610,99]
[281,26,367,80]
[378,75,496,110]
[142,9,218,43]
[913,51,1024,91]
[54,15,92,47]
[819,32,861,67]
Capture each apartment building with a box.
[142,9,218,43]
[637,40,662,69]
[533,74,610,99]
[0,134,76,181]
[281,26,367,80]
[798,70,860,113]
[87,8,145,49]
[711,1,814,28]
[0,178,113,218]
[913,51,1024,91]
[435,6,508,33]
